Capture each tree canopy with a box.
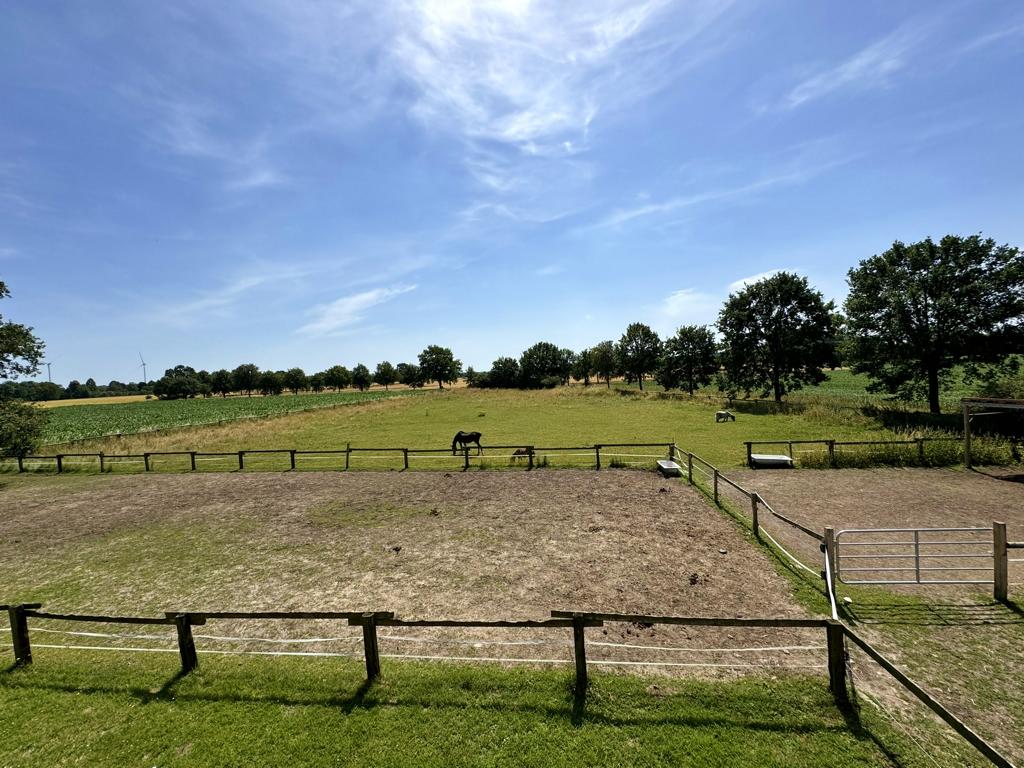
[396,363,424,388]
[656,325,718,395]
[718,272,835,402]
[351,364,373,391]
[283,367,308,395]
[844,234,1024,413]
[232,363,260,397]
[418,345,461,389]
[616,323,662,391]
[488,357,520,388]
[519,341,566,388]
[0,281,44,380]
[591,340,618,388]
[374,361,397,390]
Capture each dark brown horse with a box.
[452,431,483,455]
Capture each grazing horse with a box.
[452,431,483,455]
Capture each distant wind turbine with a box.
[139,352,148,384]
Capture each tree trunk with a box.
[772,370,783,403]
[437,380,443,390]
[638,374,644,391]
[606,377,610,388]
[927,365,941,414]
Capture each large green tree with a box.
[374,361,397,390]
[718,272,835,402]
[351,363,373,391]
[418,345,461,389]
[396,363,424,388]
[323,365,352,391]
[845,235,1024,413]
[656,325,718,395]
[232,363,260,397]
[591,340,618,388]
[519,342,566,388]
[0,281,47,456]
[153,365,202,400]
[283,367,308,395]
[616,323,662,391]
[487,357,520,388]
[572,347,594,386]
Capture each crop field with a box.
[39,390,415,445]
[0,470,988,766]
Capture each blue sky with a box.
[3,0,1023,384]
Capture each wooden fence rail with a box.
[3,441,677,475]
[744,437,961,468]
[2,602,1013,766]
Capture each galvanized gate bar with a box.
[836,527,994,585]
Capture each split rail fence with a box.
[2,442,678,474]
[0,602,1013,767]
[743,437,961,468]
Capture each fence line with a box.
[3,441,678,475]
[743,437,966,468]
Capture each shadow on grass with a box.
[836,697,913,768]
[844,600,1024,626]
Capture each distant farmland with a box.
[41,390,417,444]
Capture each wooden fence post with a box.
[994,521,1008,602]
[345,443,351,471]
[826,621,848,704]
[823,527,837,593]
[572,615,587,700]
[713,468,719,504]
[190,451,197,471]
[595,445,601,471]
[751,493,760,540]
[745,442,752,468]
[237,451,244,471]
[827,440,836,468]
[403,448,409,470]
[687,453,693,484]
[99,452,105,473]
[917,438,926,464]
[361,613,381,682]
[668,443,676,461]
[17,455,24,473]
[289,450,296,471]
[463,446,470,471]
[169,613,198,674]
[527,447,534,470]
[143,453,150,472]
[56,455,63,474]
[8,605,32,666]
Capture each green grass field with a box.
[0,651,968,767]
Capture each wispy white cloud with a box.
[956,22,1024,56]
[775,16,945,111]
[594,147,855,229]
[727,269,792,293]
[657,288,720,328]
[299,284,417,336]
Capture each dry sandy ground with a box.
[0,470,823,677]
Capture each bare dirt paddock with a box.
[0,471,822,676]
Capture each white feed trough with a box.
[749,453,794,469]
[656,459,683,477]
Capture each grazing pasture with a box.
[58,386,903,468]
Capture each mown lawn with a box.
[61,386,899,469]
[0,651,956,767]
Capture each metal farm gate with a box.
[835,527,994,586]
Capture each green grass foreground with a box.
[0,650,934,767]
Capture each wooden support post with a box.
[594,445,601,471]
[99,452,105,473]
[917,438,926,464]
[345,443,351,471]
[8,605,32,666]
[56,455,63,474]
[289,450,296,471]
[190,451,197,471]
[361,613,381,682]
[827,440,836,468]
[527,447,534,470]
[826,621,848,704]
[143,453,150,472]
[402,448,409,470]
[668,443,676,461]
[745,442,752,468]
[237,451,244,471]
[687,453,693,484]
[463,446,470,471]
[169,613,198,674]
[963,403,972,468]
[823,527,837,594]
[751,493,760,540]
[787,441,794,459]
[713,468,719,504]
[17,456,23,473]
[572,616,587,700]
[994,521,1008,602]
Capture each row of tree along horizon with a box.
[5,234,1022,415]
